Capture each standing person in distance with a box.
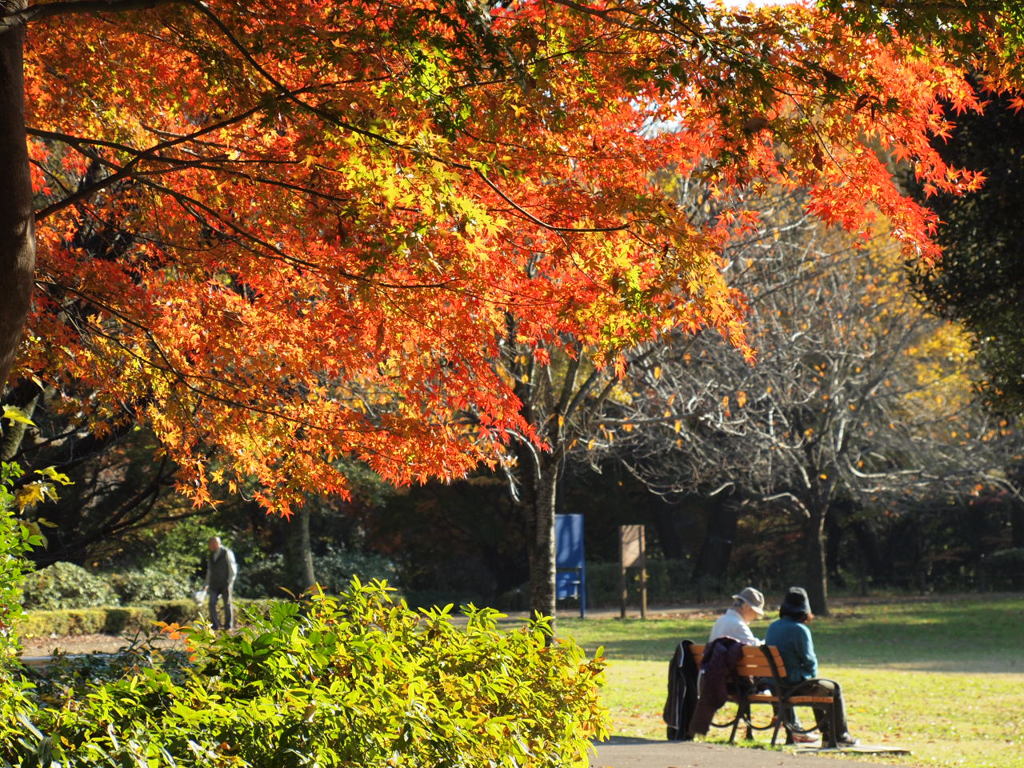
[708,586,765,645]
[205,536,237,631]
[764,586,859,747]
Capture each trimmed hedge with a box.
[138,599,202,625]
[18,598,279,638]
[17,606,157,638]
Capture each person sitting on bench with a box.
[708,586,765,646]
[764,587,859,748]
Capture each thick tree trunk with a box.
[803,505,829,616]
[825,501,848,588]
[0,10,34,388]
[285,504,316,593]
[515,444,560,619]
[529,455,559,618]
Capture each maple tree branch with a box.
[0,0,182,28]
[188,0,631,236]
[184,0,408,151]
[147,181,458,289]
[37,278,362,435]
[475,171,628,233]
[30,99,272,221]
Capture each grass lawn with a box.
[558,595,1024,767]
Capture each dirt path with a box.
[593,738,902,768]
[20,633,180,657]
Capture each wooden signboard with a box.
[619,525,647,619]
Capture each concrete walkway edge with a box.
[592,738,904,768]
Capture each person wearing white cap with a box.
[708,586,765,646]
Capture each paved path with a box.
[592,738,901,768]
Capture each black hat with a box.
[780,586,812,617]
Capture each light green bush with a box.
[0,461,45,762]
[21,562,118,610]
[27,580,608,767]
[132,518,221,576]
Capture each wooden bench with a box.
[691,643,839,748]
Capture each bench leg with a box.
[728,702,748,743]
[826,703,838,749]
[729,711,740,743]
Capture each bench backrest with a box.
[691,643,787,679]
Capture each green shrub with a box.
[28,580,608,767]
[145,597,275,625]
[236,547,398,598]
[21,561,118,610]
[314,545,399,592]
[17,606,157,638]
[17,599,284,640]
[128,518,221,577]
[108,567,191,604]
[32,636,192,705]
[18,599,281,638]
[232,551,286,598]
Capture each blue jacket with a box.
[764,616,817,684]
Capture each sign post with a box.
[619,524,647,619]
[555,514,586,619]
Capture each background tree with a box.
[605,190,1022,613]
[0,0,1010,614]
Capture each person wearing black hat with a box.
[764,587,858,747]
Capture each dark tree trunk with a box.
[515,442,560,619]
[649,500,686,560]
[285,504,316,593]
[529,454,559,619]
[826,499,852,588]
[850,518,887,589]
[1011,503,1024,549]
[803,504,829,616]
[691,496,738,597]
[0,10,34,388]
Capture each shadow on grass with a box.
[561,596,1024,672]
[597,736,664,746]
